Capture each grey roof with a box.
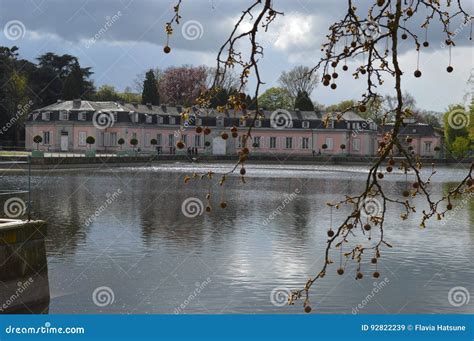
[380,123,439,136]
[35,100,128,112]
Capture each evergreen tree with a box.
[61,63,83,100]
[142,69,160,105]
[294,91,315,111]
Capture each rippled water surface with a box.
[3,163,473,314]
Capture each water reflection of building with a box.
[25,100,442,157]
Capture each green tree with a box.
[142,69,160,105]
[443,104,469,149]
[118,138,125,149]
[451,136,471,158]
[86,136,95,149]
[257,87,292,111]
[33,135,42,150]
[294,91,314,111]
[95,85,120,101]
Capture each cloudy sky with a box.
[0,0,472,112]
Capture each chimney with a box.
[161,104,167,112]
[132,102,138,108]
[146,102,153,110]
[72,99,81,108]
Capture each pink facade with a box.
[25,101,441,157]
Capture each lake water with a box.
[2,163,473,314]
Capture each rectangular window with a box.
[78,131,86,146]
[182,134,187,146]
[424,141,431,153]
[113,112,118,123]
[157,134,162,146]
[194,135,201,147]
[302,121,309,129]
[168,134,174,147]
[78,112,86,121]
[59,111,69,120]
[43,131,51,145]
[42,112,50,121]
[132,132,137,139]
[240,119,246,127]
[352,138,360,151]
[145,133,151,146]
[253,137,261,148]
[146,115,152,124]
[158,116,164,124]
[169,117,176,125]
[285,137,293,149]
[196,118,203,126]
[302,137,310,149]
[255,120,262,128]
[110,133,117,146]
[270,137,277,149]
[217,117,224,127]
[325,137,334,150]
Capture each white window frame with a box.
[302,121,309,129]
[239,119,246,127]
[196,118,203,126]
[302,137,310,149]
[255,120,262,128]
[253,136,261,148]
[78,131,87,146]
[158,116,164,124]
[43,131,51,145]
[168,134,174,146]
[194,135,201,147]
[59,111,69,121]
[269,137,277,149]
[325,137,334,150]
[156,134,162,146]
[146,115,153,124]
[42,112,50,121]
[169,116,176,125]
[78,112,87,121]
[285,137,293,149]
[424,141,431,153]
[352,138,360,151]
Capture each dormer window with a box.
[32,113,39,120]
[146,115,153,124]
[113,112,118,123]
[216,117,224,127]
[158,116,164,124]
[240,119,246,127]
[169,116,176,125]
[302,121,309,129]
[129,111,139,123]
[255,120,262,128]
[59,111,69,121]
[42,112,50,121]
[196,118,203,126]
[78,112,87,121]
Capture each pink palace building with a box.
[25,100,442,157]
